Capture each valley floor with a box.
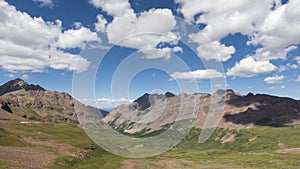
[0,119,299,169]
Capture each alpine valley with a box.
[0,79,300,169]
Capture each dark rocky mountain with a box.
[165,92,176,98]
[0,78,44,96]
[104,90,300,134]
[223,93,300,127]
[132,92,176,111]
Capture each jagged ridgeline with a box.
[1,79,300,135]
[104,90,300,137]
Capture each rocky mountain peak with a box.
[165,92,176,98]
[132,92,176,111]
[0,78,45,96]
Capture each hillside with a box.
[0,79,108,124]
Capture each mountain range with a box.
[1,79,300,168]
[104,89,300,135]
[1,79,300,134]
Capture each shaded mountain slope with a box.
[223,93,300,126]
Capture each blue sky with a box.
[0,0,300,108]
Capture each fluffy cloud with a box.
[176,0,273,41]
[176,0,300,63]
[95,14,108,32]
[89,0,134,17]
[251,45,297,61]
[142,47,183,59]
[107,8,177,48]
[264,75,284,84]
[171,69,224,80]
[248,0,300,60]
[227,57,277,77]
[194,40,235,62]
[0,1,97,73]
[33,0,54,8]
[55,24,101,49]
[106,8,180,59]
[90,1,180,59]
[176,0,271,62]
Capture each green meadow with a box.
[0,120,299,169]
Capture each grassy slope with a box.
[162,126,300,169]
[0,121,124,169]
[0,118,299,169]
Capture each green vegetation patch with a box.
[0,127,27,147]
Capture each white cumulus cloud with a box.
[176,0,300,63]
[95,14,108,32]
[248,0,300,60]
[264,75,284,84]
[194,40,235,62]
[176,0,270,62]
[0,1,99,73]
[176,0,273,41]
[227,56,277,77]
[106,8,180,59]
[89,0,134,17]
[55,24,101,49]
[171,69,224,80]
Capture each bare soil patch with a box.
[275,148,300,154]
[21,136,78,156]
[221,133,236,143]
